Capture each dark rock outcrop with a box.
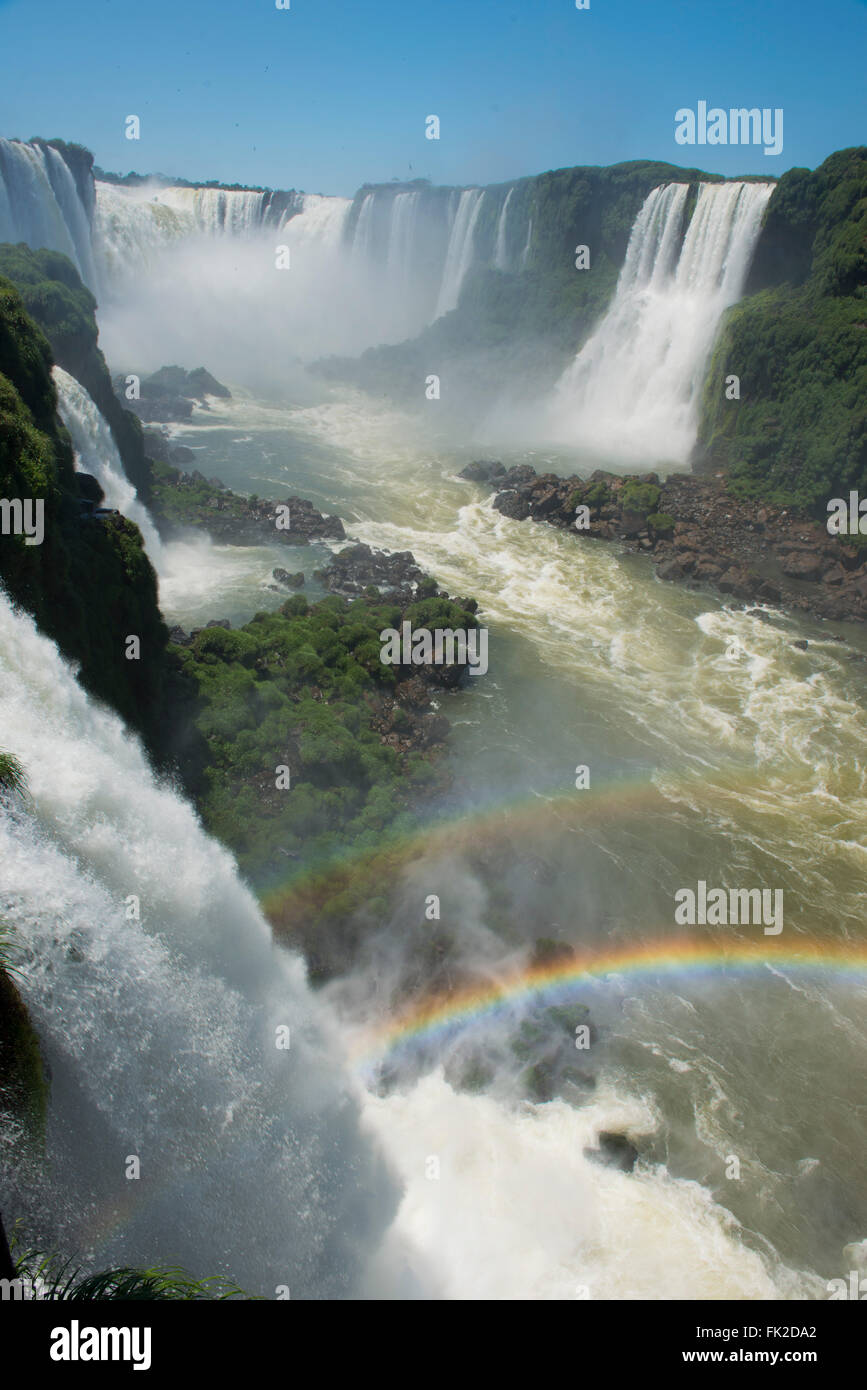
[318,542,426,603]
[272,568,305,589]
[584,1131,640,1173]
[115,364,232,424]
[462,459,867,625]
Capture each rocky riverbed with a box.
[462,461,867,625]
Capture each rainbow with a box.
[265,777,679,934]
[352,934,867,1073]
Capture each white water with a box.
[0,592,395,1296]
[94,181,348,296]
[361,1072,814,1300]
[51,365,164,562]
[493,188,515,272]
[551,180,773,463]
[5,138,845,1299]
[520,216,533,268]
[435,189,486,318]
[385,190,421,298]
[3,140,496,353]
[0,138,96,287]
[0,566,818,1301]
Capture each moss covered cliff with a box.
[696,147,867,510]
[0,244,154,502]
[0,276,170,749]
[318,161,732,408]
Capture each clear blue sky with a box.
[0,0,864,194]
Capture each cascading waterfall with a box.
[1,138,773,442]
[386,190,421,295]
[550,180,773,462]
[94,181,347,295]
[520,217,533,268]
[351,191,376,265]
[493,188,515,271]
[51,365,164,563]
[0,138,96,287]
[0,593,395,1296]
[434,188,485,318]
[286,192,352,250]
[0,138,496,347]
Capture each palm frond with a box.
[0,752,26,797]
[13,1244,251,1301]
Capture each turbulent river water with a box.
[1,139,864,1297]
[135,385,867,1299]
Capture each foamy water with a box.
[142,390,867,1294]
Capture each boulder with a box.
[656,558,684,582]
[493,491,532,521]
[781,551,823,582]
[584,1131,639,1173]
[460,460,506,484]
[273,568,305,589]
[619,509,646,538]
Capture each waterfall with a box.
[434,189,485,319]
[287,193,351,250]
[0,593,394,1295]
[0,138,96,287]
[520,216,533,269]
[386,190,421,294]
[93,181,346,295]
[551,180,773,463]
[493,188,514,271]
[351,191,376,265]
[52,365,164,564]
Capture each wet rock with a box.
[493,490,532,521]
[584,1131,639,1173]
[782,551,824,582]
[619,509,646,538]
[322,541,424,600]
[656,558,684,582]
[501,464,537,489]
[273,568,305,588]
[461,459,506,484]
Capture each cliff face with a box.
[0,275,170,751]
[320,161,726,413]
[695,147,867,511]
[0,244,154,502]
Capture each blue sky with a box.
[0,0,863,194]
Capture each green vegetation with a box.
[568,480,612,513]
[172,590,478,887]
[11,1244,249,1300]
[150,457,221,525]
[0,751,25,799]
[0,745,46,1146]
[697,147,867,511]
[319,161,727,407]
[647,511,676,538]
[0,965,48,1146]
[619,481,661,515]
[0,277,171,749]
[0,244,153,501]
[151,458,262,531]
